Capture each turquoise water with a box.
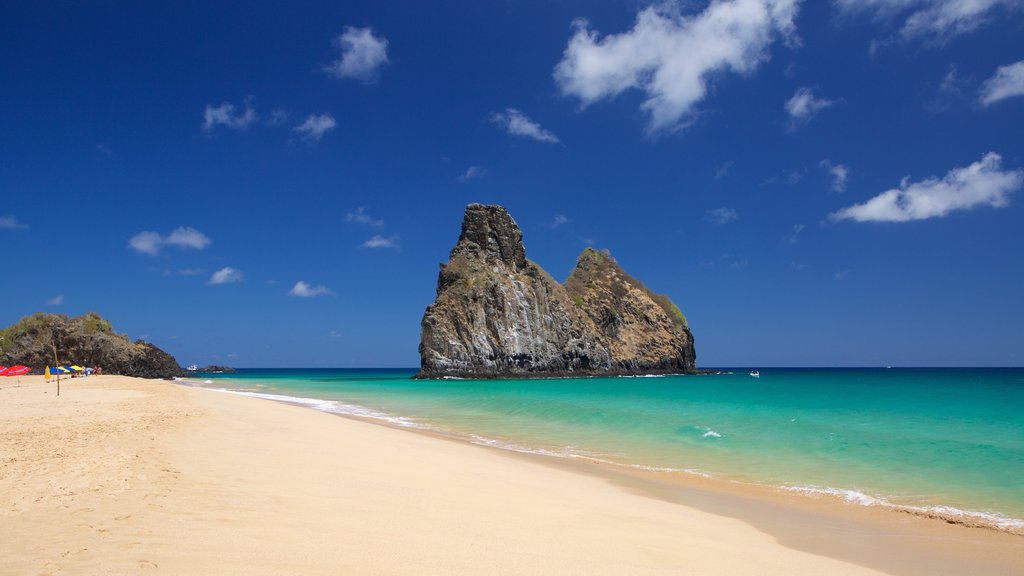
[184,368,1024,531]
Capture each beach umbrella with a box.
[3,365,30,376]
[71,365,84,372]
[45,366,51,380]
[55,366,71,374]
[1,365,30,387]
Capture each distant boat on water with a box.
[187,364,198,372]
[749,370,760,378]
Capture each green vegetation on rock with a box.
[0,312,181,379]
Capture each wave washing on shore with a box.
[179,367,1024,535]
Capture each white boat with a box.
[749,370,760,378]
[187,364,198,372]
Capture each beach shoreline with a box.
[3,374,1022,575]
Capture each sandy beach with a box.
[2,375,1021,575]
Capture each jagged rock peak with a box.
[452,203,527,271]
[417,205,697,379]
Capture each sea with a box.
[179,367,1024,533]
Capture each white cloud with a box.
[830,152,1022,223]
[289,281,335,298]
[458,166,487,181]
[361,235,400,249]
[46,294,63,306]
[820,160,850,192]
[554,0,799,132]
[979,60,1024,106]
[267,109,290,126]
[325,26,389,82]
[550,214,571,228]
[834,269,851,280]
[203,99,257,132]
[491,109,559,143]
[786,87,836,125]
[785,223,806,244]
[165,227,211,250]
[0,215,28,230]
[129,227,211,255]
[294,114,336,142]
[209,267,243,285]
[128,231,163,255]
[344,206,384,228]
[706,207,739,224]
[834,0,1021,42]
[327,330,344,338]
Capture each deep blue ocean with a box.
[180,367,1024,532]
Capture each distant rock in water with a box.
[417,204,696,379]
[0,312,182,379]
[195,365,236,373]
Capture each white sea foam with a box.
[212,389,431,430]
[778,485,1024,533]
[701,428,722,438]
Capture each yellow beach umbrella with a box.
[45,366,51,381]
[71,365,84,372]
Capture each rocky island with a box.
[0,312,182,379]
[417,204,696,378]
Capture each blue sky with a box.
[2,0,1023,368]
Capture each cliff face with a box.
[0,312,182,379]
[417,204,696,378]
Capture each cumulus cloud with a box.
[979,60,1024,106]
[706,207,739,224]
[344,206,384,228]
[786,87,836,126]
[361,235,400,249]
[129,227,211,256]
[203,99,258,132]
[830,152,1022,223]
[491,109,559,143]
[294,114,336,142]
[0,215,28,230]
[820,160,850,192]
[289,281,335,298]
[325,26,389,82]
[209,267,243,285]
[835,0,1021,42]
[458,166,487,181]
[46,294,63,306]
[554,0,799,132]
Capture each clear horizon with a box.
[3,1,1023,368]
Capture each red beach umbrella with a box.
[2,365,30,376]
[0,366,7,375]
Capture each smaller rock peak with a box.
[455,204,527,270]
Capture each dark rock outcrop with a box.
[0,312,183,379]
[417,204,696,378]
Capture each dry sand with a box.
[1,375,1021,575]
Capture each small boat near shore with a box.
[749,370,760,378]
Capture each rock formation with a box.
[417,204,696,378]
[0,312,182,379]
